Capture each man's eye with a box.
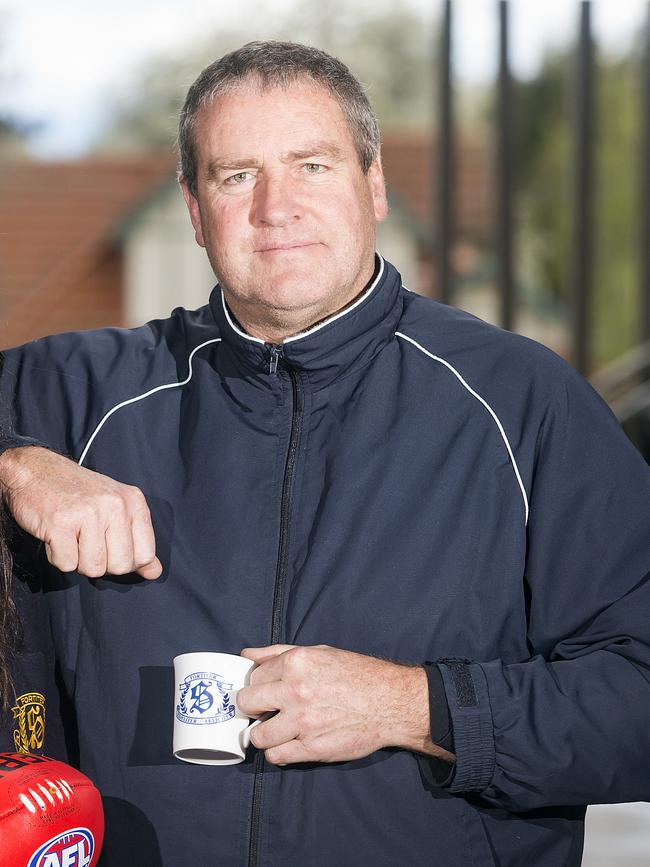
[303,163,326,174]
[225,171,252,184]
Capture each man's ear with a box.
[368,159,388,222]
[179,175,206,248]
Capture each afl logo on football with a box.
[28,828,94,867]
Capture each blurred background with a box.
[0,1,649,860]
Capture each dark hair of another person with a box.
[0,502,18,712]
[177,40,381,197]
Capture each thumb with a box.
[136,556,163,581]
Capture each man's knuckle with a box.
[83,548,107,569]
[49,509,78,532]
[52,555,77,573]
[134,545,155,566]
[296,708,315,734]
[301,739,320,760]
[292,679,313,704]
[285,646,309,672]
[249,727,264,749]
[104,490,128,513]
[109,559,134,575]
[125,485,147,508]
[288,678,307,704]
[264,748,282,766]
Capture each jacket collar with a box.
[209,255,404,391]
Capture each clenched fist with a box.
[0,446,162,579]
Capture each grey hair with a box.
[177,41,381,196]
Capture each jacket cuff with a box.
[416,663,456,787]
[422,663,453,747]
[438,659,495,793]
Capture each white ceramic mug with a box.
[173,651,261,765]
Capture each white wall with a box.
[376,212,420,291]
[124,182,216,326]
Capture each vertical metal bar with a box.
[497,0,514,330]
[571,1,596,374]
[436,0,454,304]
[641,2,650,344]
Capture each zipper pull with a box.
[268,345,282,375]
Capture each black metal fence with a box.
[434,0,650,377]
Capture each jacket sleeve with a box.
[441,360,650,811]
[1,336,97,459]
[0,324,169,461]
[0,434,50,455]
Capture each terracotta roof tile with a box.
[0,156,175,344]
[381,130,492,237]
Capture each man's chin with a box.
[255,272,330,309]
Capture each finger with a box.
[136,556,163,581]
[105,513,135,575]
[247,653,295,686]
[129,495,157,569]
[241,644,295,664]
[265,738,322,767]
[265,730,353,766]
[249,712,300,751]
[237,681,286,717]
[45,533,79,573]
[76,521,108,578]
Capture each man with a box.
[0,41,648,867]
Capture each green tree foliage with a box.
[592,56,641,364]
[514,54,572,305]
[515,48,643,366]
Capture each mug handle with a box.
[240,717,264,750]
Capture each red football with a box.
[0,752,104,867]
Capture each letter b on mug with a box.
[173,652,260,765]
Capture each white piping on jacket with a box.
[77,338,222,467]
[395,331,530,525]
[77,256,388,466]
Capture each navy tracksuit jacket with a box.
[1,256,649,866]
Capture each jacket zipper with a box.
[248,346,304,867]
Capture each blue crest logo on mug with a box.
[176,671,235,725]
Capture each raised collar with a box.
[209,255,404,391]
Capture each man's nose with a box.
[251,172,302,227]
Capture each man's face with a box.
[181,79,387,340]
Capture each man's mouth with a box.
[255,242,320,253]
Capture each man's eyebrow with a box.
[282,142,345,162]
[206,157,261,177]
[205,142,345,179]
